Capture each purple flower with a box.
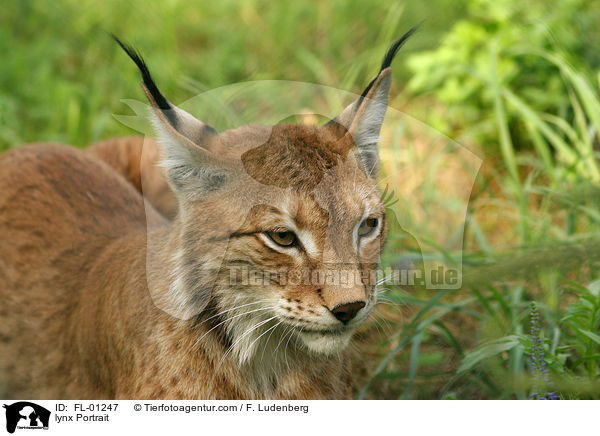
[529,302,559,400]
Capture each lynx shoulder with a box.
[87,136,177,219]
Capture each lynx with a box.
[0,28,415,399]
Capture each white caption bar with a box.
[0,400,594,435]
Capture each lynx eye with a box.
[358,217,379,237]
[266,230,297,247]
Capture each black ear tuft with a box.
[111,35,171,111]
[379,25,420,71]
[359,25,419,101]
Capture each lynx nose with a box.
[331,301,366,324]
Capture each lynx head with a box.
[115,29,415,361]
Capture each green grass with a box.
[357,5,600,397]
[0,0,463,150]
[2,0,600,399]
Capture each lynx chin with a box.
[0,27,417,399]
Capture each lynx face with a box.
[115,30,414,361]
[159,122,387,359]
[212,125,387,355]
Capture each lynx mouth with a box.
[295,325,354,354]
[299,327,346,336]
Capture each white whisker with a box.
[362,175,393,199]
[197,299,271,326]
[208,315,278,396]
[192,306,272,351]
[294,326,305,353]
[248,321,280,358]
[274,325,294,355]
[283,326,297,371]
[376,274,396,286]
[261,321,282,362]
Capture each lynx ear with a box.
[114,37,229,197]
[328,27,417,178]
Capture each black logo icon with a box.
[2,402,50,434]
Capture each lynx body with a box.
[0,30,415,399]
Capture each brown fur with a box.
[0,141,356,399]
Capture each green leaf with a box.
[458,336,521,374]
[578,329,600,345]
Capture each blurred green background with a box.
[2,0,600,399]
[0,0,464,149]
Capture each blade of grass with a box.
[401,329,423,399]
[489,38,520,190]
